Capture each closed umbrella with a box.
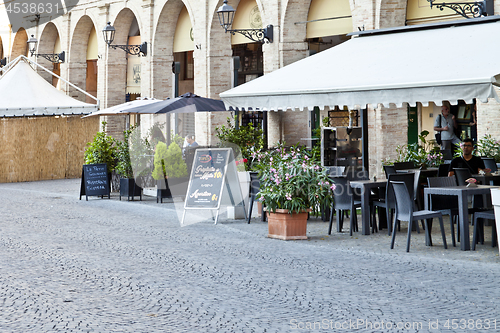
[126,92,227,114]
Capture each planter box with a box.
[119,178,142,201]
[267,209,309,240]
[490,189,500,255]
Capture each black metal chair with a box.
[390,181,447,252]
[344,166,369,181]
[454,167,473,186]
[438,163,450,177]
[393,161,415,171]
[383,165,396,178]
[327,166,346,177]
[482,157,498,173]
[329,176,361,236]
[472,210,497,250]
[371,172,415,235]
[427,176,458,247]
[247,172,262,224]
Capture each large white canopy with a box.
[0,56,98,117]
[220,16,500,111]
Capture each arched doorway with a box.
[38,22,63,88]
[11,28,28,59]
[69,15,98,102]
[173,5,195,138]
[0,36,4,71]
[231,0,265,129]
[307,0,354,142]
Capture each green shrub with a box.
[152,141,188,179]
[84,122,116,173]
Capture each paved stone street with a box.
[0,179,499,333]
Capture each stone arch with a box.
[0,36,4,61]
[106,7,143,107]
[280,0,311,66]
[281,0,310,44]
[207,0,234,98]
[38,22,60,84]
[69,15,97,101]
[152,0,188,100]
[11,28,28,59]
[376,0,407,29]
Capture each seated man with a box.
[448,138,490,177]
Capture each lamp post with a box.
[427,0,492,18]
[102,22,147,56]
[216,0,273,43]
[27,35,65,63]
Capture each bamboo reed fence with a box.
[0,115,99,183]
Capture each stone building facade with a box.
[1,0,500,178]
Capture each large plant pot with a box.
[267,209,309,240]
[119,178,142,201]
[156,177,189,203]
[157,179,172,203]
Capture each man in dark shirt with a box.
[448,138,490,176]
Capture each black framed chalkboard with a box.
[80,163,110,200]
[185,149,229,209]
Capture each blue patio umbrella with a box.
[126,92,227,114]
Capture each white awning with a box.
[220,16,500,111]
[0,56,98,117]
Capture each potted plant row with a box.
[84,122,152,201]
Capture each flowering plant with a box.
[465,178,477,184]
[254,143,335,214]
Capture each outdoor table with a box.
[423,185,497,251]
[472,173,500,185]
[349,179,387,235]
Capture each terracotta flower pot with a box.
[267,208,309,240]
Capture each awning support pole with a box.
[361,107,369,173]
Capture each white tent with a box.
[0,56,98,117]
[220,16,500,111]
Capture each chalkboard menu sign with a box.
[80,163,110,200]
[182,148,246,225]
[185,149,229,208]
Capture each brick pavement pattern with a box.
[0,179,499,332]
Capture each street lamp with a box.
[217,0,273,43]
[427,0,492,18]
[102,22,147,57]
[27,35,65,63]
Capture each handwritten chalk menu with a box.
[185,149,229,208]
[79,164,110,200]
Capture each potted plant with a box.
[115,126,142,201]
[152,141,188,202]
[389,131,443,169]
[476,134,500,164]
[84,121,117,192]
[255,143,334,240]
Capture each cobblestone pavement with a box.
[0,179,499,333]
